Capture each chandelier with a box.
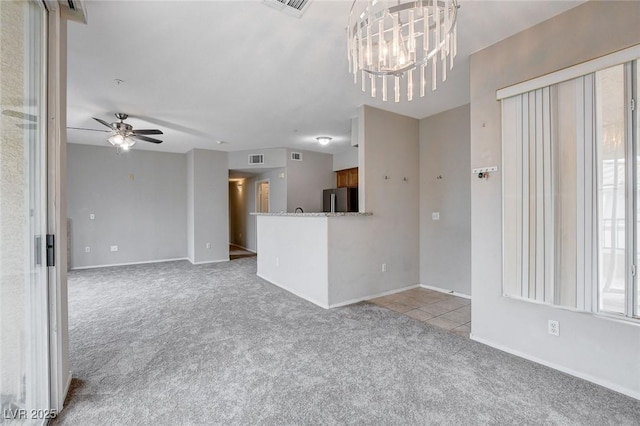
[347,0,459,102]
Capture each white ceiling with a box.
[67,0,583,155]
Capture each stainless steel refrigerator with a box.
[323,188,358,213]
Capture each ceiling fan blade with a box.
[131,134,163,144]
[67,126,111,133]
[127,114,210,138]
[2,109,37,122]
[132,129,163,135]
[93,117,114,129]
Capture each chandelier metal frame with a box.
[347,0,459,102]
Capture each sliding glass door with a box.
[0,0,51,423]
[595,64,626,315]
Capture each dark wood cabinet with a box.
[336,167,358,188]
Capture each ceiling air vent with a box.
[248,154,265,165]
[291,152,303,161]
[262,0,312,18]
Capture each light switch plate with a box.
[89,213,95,220]
[432,212,440,221]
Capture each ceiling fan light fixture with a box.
[92,113,163,150]
[108,134,124,146]
[122,138,136,150]
[108,133,136,151]
[316,136,332,146]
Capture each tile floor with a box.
[369,287,471,337]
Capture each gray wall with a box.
[229,148,334,251]
[333,147,358,171]
[243,168,287,252]
[235,149,337,251]
[286,149,334,213]
[358,105,420,290]
[187,151,195,261]
[228,148,286,170]
[187,149,229,263]
[470,1,640,397]
[419,104,471,295]
[67,143,187,268]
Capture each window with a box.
[637,63,640,317]
[596,65,626,315]
[500,50,639,321]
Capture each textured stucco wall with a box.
[0,0,26,400]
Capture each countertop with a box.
[250,212,372,217]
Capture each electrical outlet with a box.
[432,212,440,220]
[548,320,559,336]
[110,245,118,252]
[382,263,387,272]
[206,243,211,249]
[84,246,91,253]
[89,213,95,220]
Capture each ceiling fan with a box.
[68,113,163,151]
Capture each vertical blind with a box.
[500,45,639,319]
[502,75,597,311]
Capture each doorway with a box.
[228,177,255,259]
[256,180,270,213]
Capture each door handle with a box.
[46,234,55,267]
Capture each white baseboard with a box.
[257,273,424,310]
[257,273,329,309]
[189,258,230,265]
[63,371,72,403]
[71,257,188,270]
[470,334,640,401]
[328,284,422,308]
[255,277,436,310]
[420,284,471,300]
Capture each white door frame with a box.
[45,0,71,412]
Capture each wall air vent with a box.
[262,0,313,18]
[248,154,265,165]
[291,152,303,161]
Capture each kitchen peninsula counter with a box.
[250,212,372,217]
[253,212,377,309]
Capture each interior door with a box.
[257,181,270,213]
[0,0,51,422]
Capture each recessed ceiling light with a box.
[316,136,332,146]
